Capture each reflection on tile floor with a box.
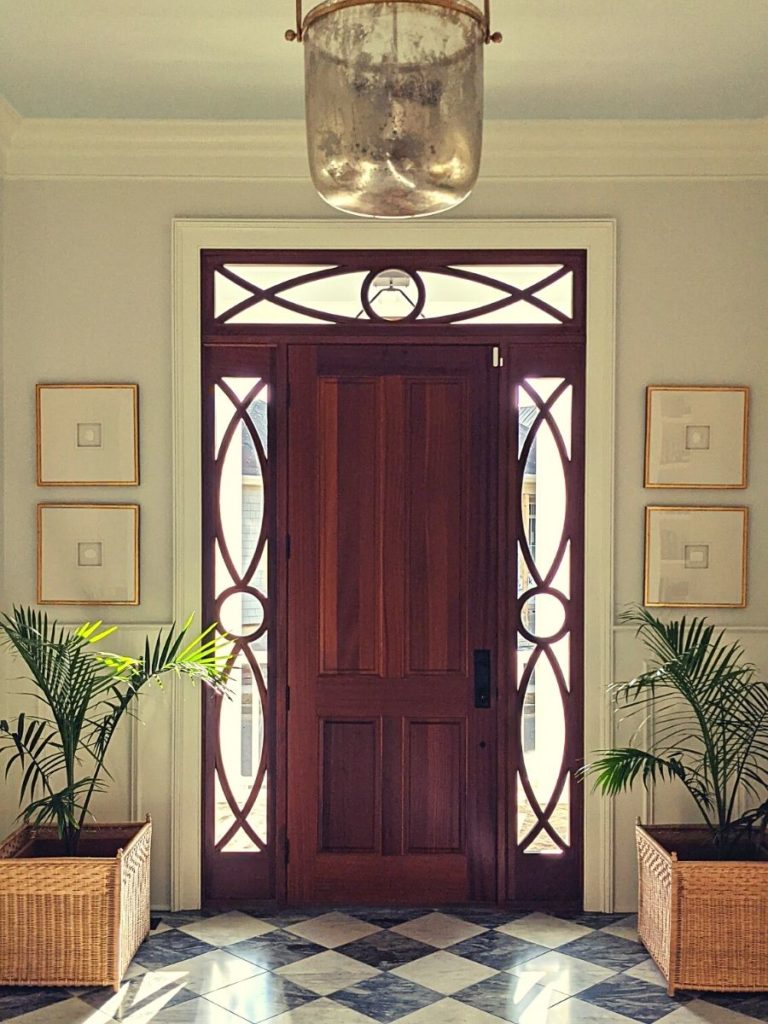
[1,909,765,1023]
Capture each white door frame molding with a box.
[172,217,617,911]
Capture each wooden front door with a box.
[286,344,498,904]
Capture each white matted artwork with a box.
[644,386,748,488]
[37,504,139,605]
[36,384,139,485]
[644,506,748,608]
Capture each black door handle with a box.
[473,649,492,709]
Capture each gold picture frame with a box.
[36,384,139,486]
[644,385,748,489]
[644,506,748,608]
[37,503,140,606]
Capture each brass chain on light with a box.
[286,0,502,43]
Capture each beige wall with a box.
[1,173,766,909]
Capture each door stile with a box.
[285,345,321,904]
[381,376,406,685]
[496,352,516,905]
[274,341,290,903]
[380,376,406,858]
[564,344,586,907]
[466,350,501,902]
[201,351,217,899]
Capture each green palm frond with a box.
[21,778,107,832]
[0,713,63,804]
[587,606,768,852]
[581,746,706,798]
[0,608,227,853]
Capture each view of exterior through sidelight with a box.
[517,378,573,855]
[212,378,269,853]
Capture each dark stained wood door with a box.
[286,345,498,904]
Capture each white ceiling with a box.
[0,1,766,121]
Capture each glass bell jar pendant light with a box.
[286,0,502,218]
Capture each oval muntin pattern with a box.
[517,379,571,588]
[212,377,270,854]
[212,261,575,327]
[215,379,269,594]
[516,642,570,853]
[213,644,268,852]
[516,376,574,856]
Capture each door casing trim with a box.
[172,217,617,912]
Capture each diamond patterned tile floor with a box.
[336,932,436,971]
[453,971,569,1022]
[224,931,326,971]
[389,912,487,949]
[131,932,218,970]
[391,950,498,995]
[576,974,692,1024]
[1,909,767,1023]
[274,950,380,995]
[448,931,550,972]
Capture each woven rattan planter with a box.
[0,818,151,991]
[636,822,768,996]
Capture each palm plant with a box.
[584,605,768,857]
[0,606,226,855]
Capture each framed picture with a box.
[36,384,139,485]
[37,504,140,605]
[644,386,748,488]
[644,506,748,608]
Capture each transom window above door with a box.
[204,253,585,330]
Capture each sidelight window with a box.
[211,378,270,854]
[516,377,575,856]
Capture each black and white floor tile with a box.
[0,908,764,1024]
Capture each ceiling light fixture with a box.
[286,0,502,218]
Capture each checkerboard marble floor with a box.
[2,908,767,1024]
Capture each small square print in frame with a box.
[36,384,139,485]
[38,504,139,606]
[644,386,748,488]
[644,506,748,608]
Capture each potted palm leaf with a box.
[0,607,226,991]
[584,606,768,996]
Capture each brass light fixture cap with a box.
[286,0,502,44]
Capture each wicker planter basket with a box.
[0,819,151,991]
[636,822,768,996]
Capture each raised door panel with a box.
[318,378,383,677]
[320,718,381,853]
[405,719,465,853]
[405,380,467,676]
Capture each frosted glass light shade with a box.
[303,0,485,218]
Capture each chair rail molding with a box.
[172,217,617,912]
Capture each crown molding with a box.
[0,98,766,181]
